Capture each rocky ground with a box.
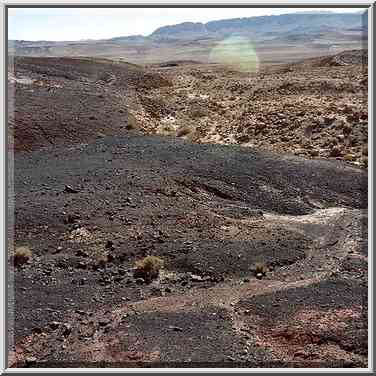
[8,51,368,368]
[135,49,368,168]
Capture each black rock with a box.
[168,325,183,332]
[135,278,145,285]
[64,185,79,194]
[98,319,110,327]
[64,213,81,224]
[75,249,89,258]
[105,240,114,249]
[25,357,37,366]
[49,321,61,330]
[32,327,43,334]
[62,323,72,337]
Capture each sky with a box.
[8,7,365,41]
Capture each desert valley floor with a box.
[8,49,368,367]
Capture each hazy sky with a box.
[9,7,365,41]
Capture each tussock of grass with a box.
[126,112,139,130]
[134,255,164,282]
[13,246,32,266]
[253,262,268,276]
[157,124,175,136]
[176,125,193,138]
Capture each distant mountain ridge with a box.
[8,11,368,62]
[150,12,367,41]
[10,11,367,46]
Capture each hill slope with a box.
[10,132,367,367]
[8,56,170,151]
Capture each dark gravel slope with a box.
[10,133,367,367]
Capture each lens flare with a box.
[209,36,259,73]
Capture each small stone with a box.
[294,350,308,358]
[190,274,204,282]
[64,214,80,224]
[256,273,263,280]
[25,356,37,365]
[98,319,110,327]
[64,185,78,194]
[51,246,62,255]
[62,323,72,337]
[105,240,114,249]
[75,249,88,257]
[49,321,61,330]
[135,278,145,285]
[32,327,43,334]
[329,146,342,157]
[168,325,183,332]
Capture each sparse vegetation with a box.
[134,255,164,282]
[156,124,175,136]
[186,130,200,143]
[126,112,139,130]
[176,125,193,137]
[13,246,32,266]
[344,153,356,162]
[253,262,268,278]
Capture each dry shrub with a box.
[125,112,139,130]
[134,256,164,282]
[344,154,356,162]
[253,262,268,276]
[186,129,200,143]
[157,124,175,136]
[176,125,193,138]
[13,246,32,267]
